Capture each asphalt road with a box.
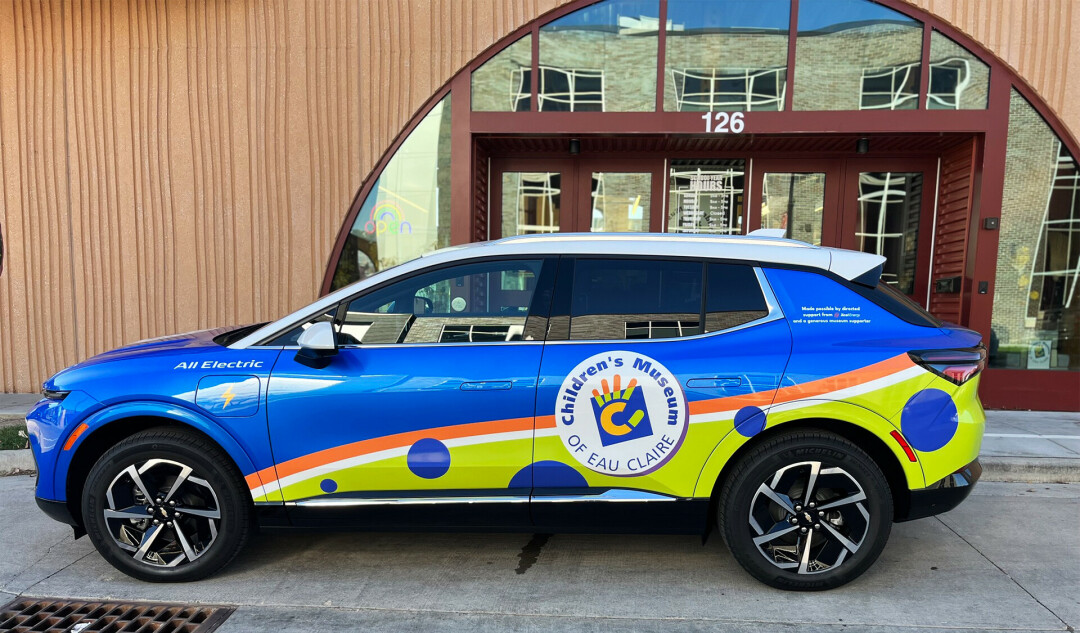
[1,475,1076,633]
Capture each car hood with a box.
[44,327,252,393]
[77,328,232,366]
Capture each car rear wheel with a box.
[719,429,893,590]
[82,427,251,582]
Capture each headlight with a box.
[41,386,70,401]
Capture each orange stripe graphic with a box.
[250,416,535,489]
[688,353,914,416]
[772,353,914,404]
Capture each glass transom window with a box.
[538,0,659,112]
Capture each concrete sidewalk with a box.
[0,394,38,427]
[1,393,1078,481]
[981,409,1080,483]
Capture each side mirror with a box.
[295,321,338,369]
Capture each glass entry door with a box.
[578,159,663,233]
[840,158,937,305]
[492,157,662,237]
[748,159,844,246]
[492,158,576,238]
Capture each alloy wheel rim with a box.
[103,458,221,567]
[748,460,870,574]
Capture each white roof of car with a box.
[230,232,884,348]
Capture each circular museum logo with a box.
[556,351,689,476]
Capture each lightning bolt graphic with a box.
[222,385,236,408]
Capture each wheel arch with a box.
[59,402,260,529]
[697,408,922,526]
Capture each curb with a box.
[0,415,26,429]
[980,456,1080,484]
[0,449,35,477]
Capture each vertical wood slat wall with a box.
[0,0,364,392]
[0,0,1077,392]
[928,139,977,324]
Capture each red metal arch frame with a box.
[320,0,1080,410]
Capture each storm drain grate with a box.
[0,597,233,633]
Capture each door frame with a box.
[839,157,939,307]
[491,157,665,236]
[490,157,578,239]
[572,158,666,233]
[747,159,845,242]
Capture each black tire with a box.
[718,429,893,590]
[81,427,251,582]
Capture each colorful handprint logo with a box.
[591,374,653,446]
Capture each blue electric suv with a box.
[27,233,985,589]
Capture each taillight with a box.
[909,346,987,385]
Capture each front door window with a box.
[339,259,547,344]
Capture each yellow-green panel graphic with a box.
[252,355,986,504]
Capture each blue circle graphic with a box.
[734,406,767,438]
[407,438,451,479]
[509,460,589,489]
[901,389,959,452]
[320,478,338,493]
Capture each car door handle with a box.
[686,377,742,389]
[460,381,513,391]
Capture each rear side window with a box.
[856,281,943,327]
[568,259,703,340]
[705,263,769,332]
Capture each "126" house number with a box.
[701,111,745,134]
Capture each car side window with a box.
[567,258,704,340]
[704,263,769,332]
[337,259,548,345]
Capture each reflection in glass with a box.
[591,172,651,232]
[1028,147,1079,326]
[664,0,789,112]
[794,0,923,111]
[471,35,532,112]
[332,96,452,290]
[705,263,769,332]
[991,90,1079,371]
[502,172,562,236]
[668,160,745,234]
[570,259,702,340]
[761,173,825,245]
[928,31,989,109]
[538,0,659,112]
[860,64,920,110]
[341,260,544,344]
[856,172,923,295]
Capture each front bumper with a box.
[35,496,77,526]
[896,458,981,522]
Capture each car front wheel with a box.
[82,427,251,582]
[719,429,893,590]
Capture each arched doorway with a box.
[325,0,1080,411]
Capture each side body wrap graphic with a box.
[252,267,984,504]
